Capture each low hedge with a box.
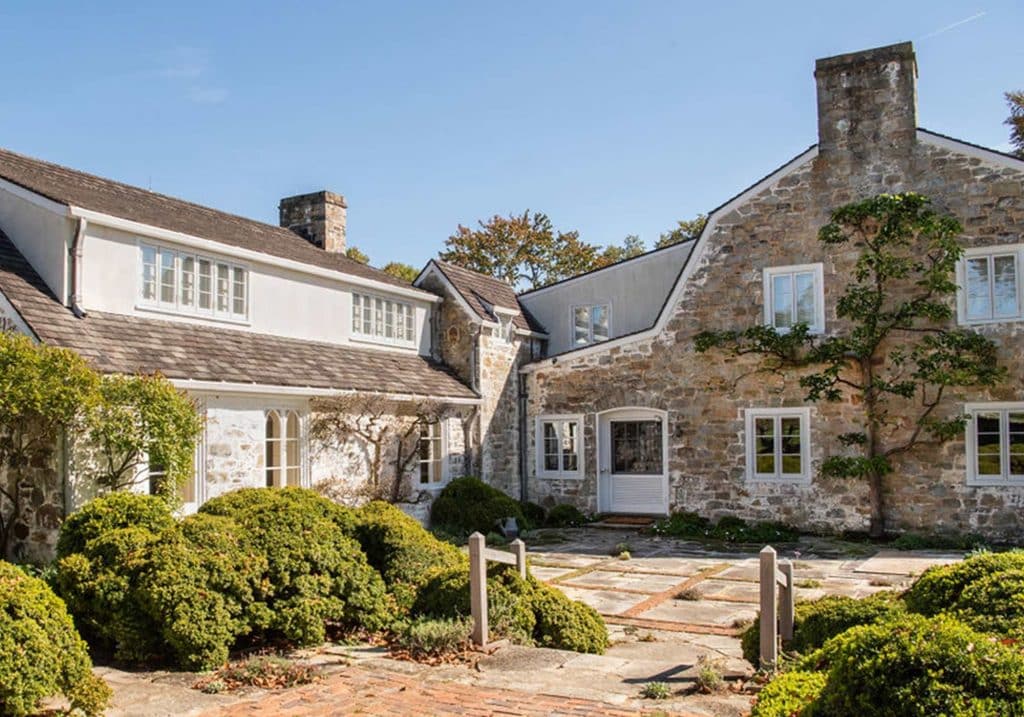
[0,561,111,717]
[750,670,825,717]
[651,511,798,543]
[429,477,524,535]
[902,550,1024,616]
[545,504,587,528]
[799,614,1024,716]
[355,501,466,612]
[200,486,360,537]
[952,567,1024,638]
[55,491,175,559]
[740,592,903,664]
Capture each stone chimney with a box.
[279,191,347,253]
[815,42,917,164]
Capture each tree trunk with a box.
[867,469,885,538]
[863,358,886,538]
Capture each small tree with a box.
[656,214,707,249]
[382,261,420,283]
[309,394,443,503]
[85,373,204,498]
[0,333,99,557]
[1006,91,1024,158]
[695,194,1004,537]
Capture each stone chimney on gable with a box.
[279,191,347,253]
[815,42,918,165]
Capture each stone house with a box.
[1,40,1022,557]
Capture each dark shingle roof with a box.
[0,147,412,289]
[428,260,545,333]
[0,231,476,399]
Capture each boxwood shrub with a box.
[951,567,1024,638]
[55,491,174,560]
[800,614,1024,716]
[429,477,524,535]
[750,670,825,717]
[902,550,1024,616]
[740,592,902,664]
[545,504,588,528]
[0,561,111,717]
[200,486,360,537]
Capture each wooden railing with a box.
[759,545,794,668]
[468,532,527,647]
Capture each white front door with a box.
[598,408,669,515]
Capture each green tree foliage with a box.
[655,214,707,248]
[382,261,420,283]
[0,333,99,557]
[87,374,204,497]
[597,234,647,266]
[345,245,370,264]
[1007,91,1024,158]
[695,194,1004,537]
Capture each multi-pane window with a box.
[966,404,1024,484]
[745,408,811,482]
[610,419,663,475]
[763,264,824,333]
[962,249,1021,323]
[266,410,302,488]
[573,304,610,346]
[536,417,581,478]
[419,420,444,485]
[140,244,248,321]
[352,293,416,346]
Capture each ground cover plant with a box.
[49,487,609,672]
[651,510,799,544]
[748,550,1024,716]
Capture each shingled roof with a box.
[0,147,411,289]
[422,260,545,333]
[0,231,476,399]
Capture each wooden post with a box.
[469,532,488,646]
[779,560,794,642]
[511,538,527,580]
[759,545,778,669]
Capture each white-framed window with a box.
[965,403,1024,485]
[266,410,303,488]
[572,304,610,346]
[958,245,1023,324]
[418,420,445,486]
[744,407,811,483]
[352,292,416,346]
[139,243,249,322]
[536,415,583,479]
[763,264,825,334]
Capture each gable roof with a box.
[418,260,545,333]
[0,230,476,400]
[0,147,411,290]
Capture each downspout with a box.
[517,371,528,502]
[69,217,87,318]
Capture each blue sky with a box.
[0,2,1020,269]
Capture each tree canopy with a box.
[381,261,420,283]
[695,193,1004,537]
[1007,91,1024,158]
[656,214,707,249]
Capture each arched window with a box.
[266,410,302,487]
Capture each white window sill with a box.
[745,475,812,485]
[136,303,250,326]
[537,472,584,481]
[350,334,418,351]
[961,317,1024,327]
[966,478,1024,488]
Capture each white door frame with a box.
[596,407,669,515]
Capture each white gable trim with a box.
[415,261,491,326]
[521,145,820,372]
[0,177,69,214]
[170,378,481,404]
[917,130,1024,173]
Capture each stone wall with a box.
[0,427,64,563]
[479,326,530,498]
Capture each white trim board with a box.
[171,378,482,404]
[521,145,820,372]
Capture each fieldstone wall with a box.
[523,46,1024,539]
[479,326,530,498]
[0,426,64,563]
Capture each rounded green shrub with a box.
[903,550,1024,616]
[429,477,524,535]
[519,501,546,530]
[138,513,268,669]
[530,582,609,654]
[226,493,391,644]
[56,491,174,559]
[357,501,466,612]
[200,486,360,536]
[545,504,588,528]
[750,670,825,717]
[952,567,1024,638]
[801,614,1024,716]
[0,561,111,717]
[741,592,903,664]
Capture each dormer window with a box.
[352,292,416,346]
[573,304,610,346]
[139,243,248,322]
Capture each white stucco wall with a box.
[518,240,694,356]
[0,185,73,302]
[78,222,434,354]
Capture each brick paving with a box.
[202,664,696,717]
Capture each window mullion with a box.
[1002,410,1010,481]
[774,416,783,478]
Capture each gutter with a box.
[69,217,87,318]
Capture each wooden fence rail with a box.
[759,545,794,669]
[468,532,527,646]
